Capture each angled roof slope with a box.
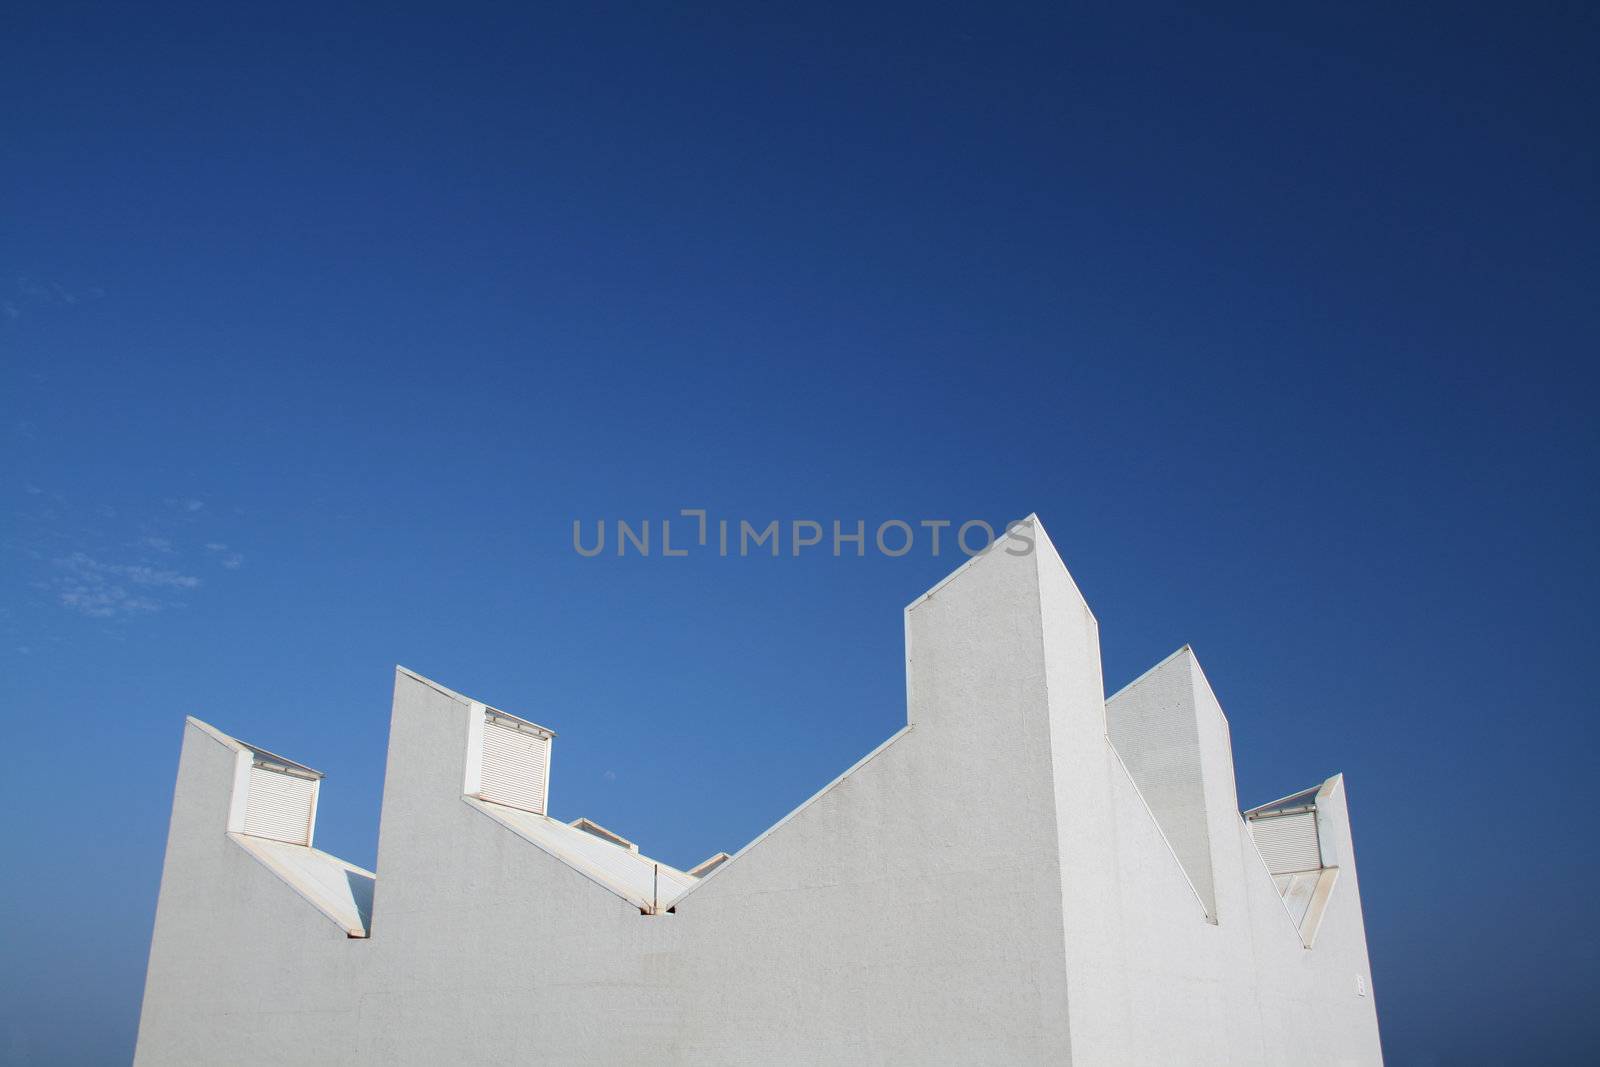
[230,833,375,936]
[185,716,374,936]
[466,796,698,912]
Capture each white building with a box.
[134,517,1383,1064]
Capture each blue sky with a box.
[2,3,1595,1063]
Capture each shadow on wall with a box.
[346,870,375,933]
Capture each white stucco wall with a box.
[134,516,1382,1065]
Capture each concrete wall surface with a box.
[134,516,1382,1065]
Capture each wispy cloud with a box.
[12,491,243,623]
[53,552,201,618]
[2,274,102,323]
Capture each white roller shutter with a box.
[242,765,317,845]
[478,717,550,814]
[1250,810,1321,875]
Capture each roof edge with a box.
[397,666,557,736]
[184,716,323,778]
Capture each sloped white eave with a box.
[395,666,557,737]
[185,716,325,778]
[464,797,697,912]
[228,833,375,937]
